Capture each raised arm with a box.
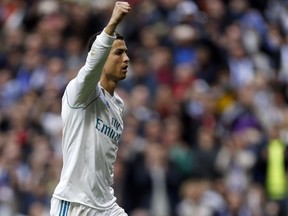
[66,2,131,108]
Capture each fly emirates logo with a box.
[95,117,121,142]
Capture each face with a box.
[103,39,129,82]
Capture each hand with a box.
[105,1,131,35]
[110,1,131,25]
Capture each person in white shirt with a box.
[50,2,131,215]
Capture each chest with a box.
[87,94,124,142]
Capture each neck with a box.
[100,78,117,96]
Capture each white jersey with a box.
[53,30,124,210]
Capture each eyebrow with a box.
[114,48,128,53]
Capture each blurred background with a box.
[0,0,288,215]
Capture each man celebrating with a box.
[50,2,131,215]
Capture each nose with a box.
[123,52,129,63]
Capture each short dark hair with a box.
[87,31,124,52]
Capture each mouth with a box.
[121,65,128,73]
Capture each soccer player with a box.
[50,2,131,215]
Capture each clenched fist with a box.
[105,1,131,35]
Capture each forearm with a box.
[104,22,118,36]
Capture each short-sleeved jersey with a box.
[53,30,124,210]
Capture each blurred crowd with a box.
[1,0,288,215]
